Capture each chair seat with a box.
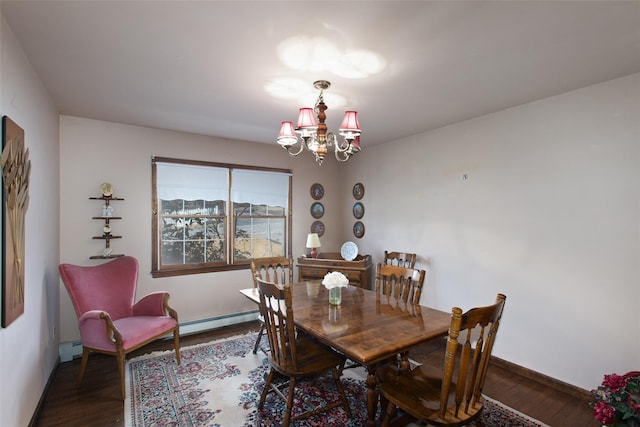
[115,316,178,351]
[274,336,346,378]
[380,365,483,426]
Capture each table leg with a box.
[366,363,378,427]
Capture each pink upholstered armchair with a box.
[59,256,180,399]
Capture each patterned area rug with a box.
[125,333,549,427]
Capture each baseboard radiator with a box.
[58,310,258,362]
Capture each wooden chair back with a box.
[383,251,417,268]
[249,257,293,354]
[256,278,298,371]
[379,293,507,426]
[439,293,506,420]
[375,263,426,304]
[256,277,352,425]
[250,257,294,288]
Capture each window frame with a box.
[151,156,292,278]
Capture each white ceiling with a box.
[2,1,639,147]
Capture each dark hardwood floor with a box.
[32,321,598,427]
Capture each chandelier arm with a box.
[303,136,318,152]
[284,140,306,156]
[325,133,337,148]
[334,138,352,153]
[334,149,352,162]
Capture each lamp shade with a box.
[277,121,297,146]
[306,233,321,248]
[296,108,318,129]
[338,111,361,136]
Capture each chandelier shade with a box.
[277,121,297,146]
[296,108,318,130]
[339,111,361,134]
[275,80,362,165]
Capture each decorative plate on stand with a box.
[100,182,113,198]
[341,241,358,261]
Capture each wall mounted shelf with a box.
[89,196,125,259]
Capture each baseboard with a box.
[29,357,60,427]
[58,310,258,362]
[490,355,592,402]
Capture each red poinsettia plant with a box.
[591,371,640,427]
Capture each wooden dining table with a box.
[240,281,451,426]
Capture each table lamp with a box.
[306,233,321,258]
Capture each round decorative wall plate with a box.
[353,182,365,200]
[100,182,113,197]
[340,241,358,261]
[353,202,364,219]
[311,221,325,237]
[310,183,324,200]
[353,221,365,238]
[310,202,324,219]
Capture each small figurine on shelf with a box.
[103,247,112,257]
[101,204,114,217]
[103,224,111,236]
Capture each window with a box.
[152,157,292,277]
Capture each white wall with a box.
[59,75,639,393]
[0,16,61,427]
[343,73,640,391]
[59,117,342,343]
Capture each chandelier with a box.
[276,80,361,165]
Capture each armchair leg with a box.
[117,350,126,400]
[173,328,181,365]
[77,348,90,387]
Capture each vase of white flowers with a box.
[322,271,349,305]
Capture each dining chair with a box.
[256,278,352,426]
[249,256,294,354]
[59,256,180,399]
[374,262,427,371]
[383,251,417,268]
[375,263,426,304]
[378,293,507,427]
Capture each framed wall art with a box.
[310,202,324,219]
[311,220,325,237]
[1,116,30,327]
[353,202,364,219]
[310,183,324,200]
[353,182,365,200]
[353,221,365,238]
